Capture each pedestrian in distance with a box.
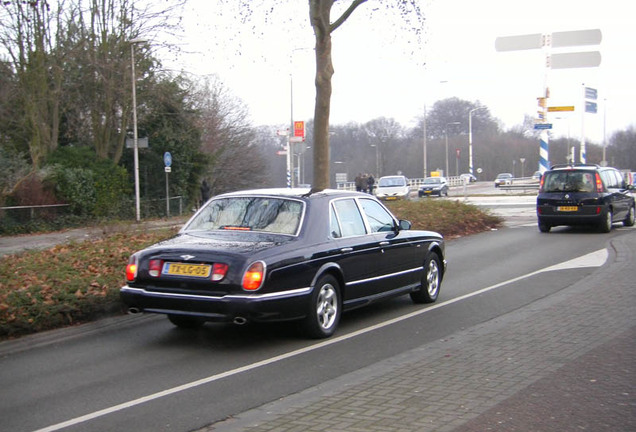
[366,174,375,194]
[355,173,364,192]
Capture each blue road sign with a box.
[585,87,598,100]
[585,101,598,113]
[534,123,553,130]
[164,152,172,167]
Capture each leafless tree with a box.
[216,1,425,190]
[191,76,269,196]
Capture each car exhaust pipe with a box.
[128,307,141,314]
[233,317,247,325]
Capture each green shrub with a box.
[46,147,131,217]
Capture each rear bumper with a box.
[120,285,312,323]
[536,204,606,226]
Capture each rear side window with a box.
[601,169,622,189]
[332,199,366,237]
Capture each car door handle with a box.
[379,241,390,246]
[340,247,353,252]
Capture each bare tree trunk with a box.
[309,0,367,191]
[311,10,333,191]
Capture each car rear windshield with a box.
[542,171,596,193]
[185,197,303,235]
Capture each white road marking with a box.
[33,249,608,432]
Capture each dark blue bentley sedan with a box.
[121,188,446,338]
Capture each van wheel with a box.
[624,206,635,227]
[538,221,551,233]
[599,209,612,233]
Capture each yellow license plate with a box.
[163,263,211,278]
[557,206,578,212]
[386,196,397,200]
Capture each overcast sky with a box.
[161,0,636,144]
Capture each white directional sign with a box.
[495,33,542,51]
[496,29,601,52]
[549,51,601,69]
[551,29,602,48]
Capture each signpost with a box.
[581,86,599,162]
[164,152,172,216]
[496,29,601,172]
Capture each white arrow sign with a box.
[551,29,602,48]
[496,29,601,52]
[549,51,601,69]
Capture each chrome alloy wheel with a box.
[426,258,440,298]
[316,283,338,330]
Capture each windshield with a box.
[542,171,596,193]
[184,197,303,235]
[378,177,406,187]
[423,178,441,184]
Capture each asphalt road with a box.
[1,198,633,432]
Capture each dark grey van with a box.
[536,164,635,233]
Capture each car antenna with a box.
[302,187,323,197]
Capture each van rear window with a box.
[543,171,595,193]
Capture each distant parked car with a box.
[375,175,411,201]
[494,173,513,187]
[536,163,635,233]
[418,177,449,197]
[121,188,446,338]
[460,173,477,183]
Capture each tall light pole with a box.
[130,38,146,222]
[422,104,428,178]
[468,107,485,177]
[445,122,460,177]
[289,47,313,188]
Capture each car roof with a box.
[214,188,369,200]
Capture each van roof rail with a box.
[549,163,601,170]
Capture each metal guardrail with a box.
[337,176,468,191]
[0,204,71,220]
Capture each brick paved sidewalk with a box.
[205,232,636,432]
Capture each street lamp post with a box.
[422,104,427,178]
[468,107,485,177]
[445,122,460,177]
[289,47,313,188]
[130,38,146,222]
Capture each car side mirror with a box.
[398,219,411,231]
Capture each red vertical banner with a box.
[294,121,305,139]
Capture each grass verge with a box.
[0,200,502,340]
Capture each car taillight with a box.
[539,175,545,192]
[126,255,138,282]
[211,263,229,281]
[595,173,604,193]
[149,259,163,277]
[242,261,265,291]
